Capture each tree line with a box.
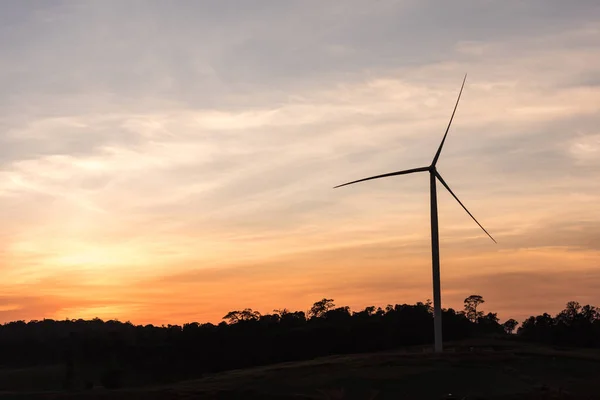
[0,296,598,389]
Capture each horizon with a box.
[0,295,587,328]
[1,1,599,327]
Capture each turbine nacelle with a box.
[333,73,494,243]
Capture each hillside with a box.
[2,339,600,399]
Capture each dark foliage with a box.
[517,301,600,347]
[0,296,597,389]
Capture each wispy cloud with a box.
[0,1,599,324]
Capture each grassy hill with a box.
[1,339,599,399]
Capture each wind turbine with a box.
[333,75,496,353]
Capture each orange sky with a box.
[1,2,599,326]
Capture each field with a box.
[1,340,599,399]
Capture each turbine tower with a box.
[334,75,496,353]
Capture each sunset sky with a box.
[1,1,599,326]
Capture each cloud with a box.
[0,1,599,324]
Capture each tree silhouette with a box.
[324,306,351,322]
[581,304,598,322]
[502,318,519,334]
[557,301,581,325]
[479,312,499,324]
[353,306,376,318]
[517,301,600,347]
[222,308,261,324]
[273,308,290,316]
[309,298,335,319]
[464,295,485,323]
[1,296,598,391]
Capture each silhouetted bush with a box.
[517,301,600,347]
[0,296,596,388]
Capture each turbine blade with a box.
[435,171,497,243]
[431,74,467,166]
[334,166,429,189]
